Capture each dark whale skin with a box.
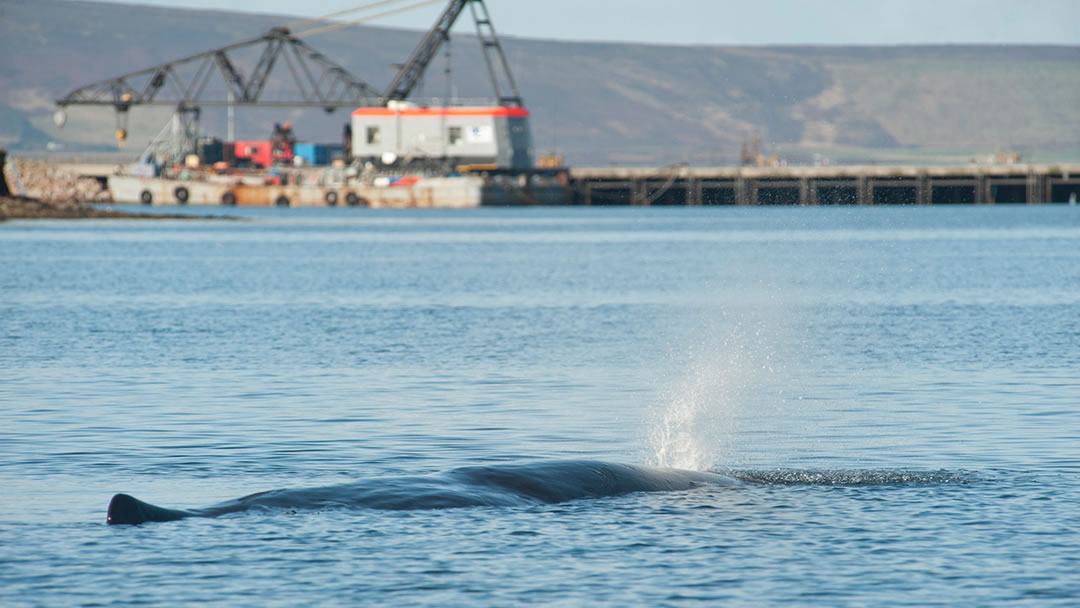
[107,460,740,525]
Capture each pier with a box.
[567,164,1080,206]
[24,160,1080,208]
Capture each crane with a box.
[383,0,520,106]
[53,25,382,156]
[53,0,522,160]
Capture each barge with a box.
[109,170,567,208]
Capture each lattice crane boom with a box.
[54,27,381,111]
[382,0,521,106]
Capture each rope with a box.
[285,0,409,29]
[293,0,443,39]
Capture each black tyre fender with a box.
[221,191,236,206]
[140,190,153,205]
[325,191,338,206]
[174,186,189,204]
[275,195,290,207]
[345,192,367,207]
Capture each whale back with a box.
[107,493,193,525]
[447,461,733,502]
[106,460,741,524]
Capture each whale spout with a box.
[107,493,193,525]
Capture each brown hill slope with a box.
[2,0,1078,165]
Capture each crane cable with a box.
[285,0,410,30]
[291,0,444,39]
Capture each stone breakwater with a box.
[0,193,224,221]
[2,156,111,203]
[0,152,212,221]
[0,195,131,220]
[1,152,170,220]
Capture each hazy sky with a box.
[96,0,1080,45]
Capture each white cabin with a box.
[351,104,533,170]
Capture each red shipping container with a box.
[233,141,273,168]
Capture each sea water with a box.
[1,205,1078,605]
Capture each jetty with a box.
[567,163,1080,206]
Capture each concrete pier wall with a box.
[569,165,1080,206]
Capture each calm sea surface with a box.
[2,205,1078,605]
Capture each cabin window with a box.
[366,126,380,145]
[448,126,463,145]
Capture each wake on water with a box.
[725,469,976,486]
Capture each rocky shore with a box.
[2,154,112,204]
[0,194,169,220]
[0,150,217,221]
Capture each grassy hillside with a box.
[3,0,1078,165]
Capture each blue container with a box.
[293,143,318,166]
[293,143,344,166]
[315,144,344,165]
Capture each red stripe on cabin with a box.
[351,106,529,118]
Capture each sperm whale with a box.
[106,460,741,525]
